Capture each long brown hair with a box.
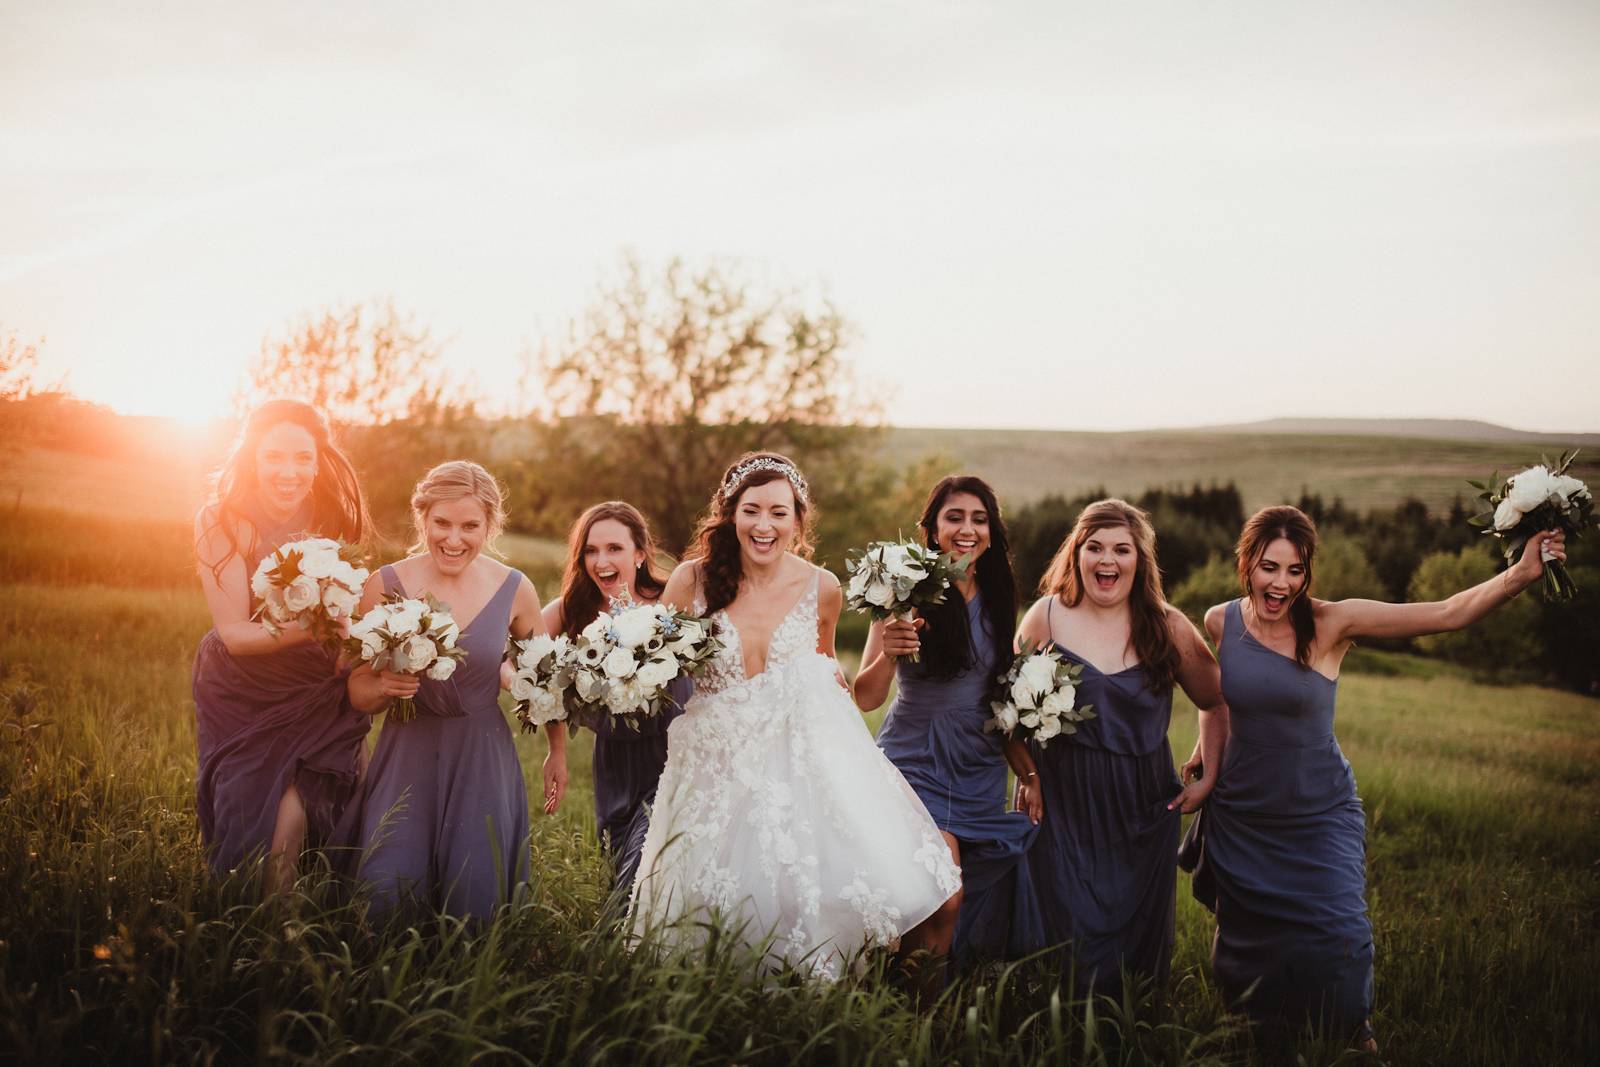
[1039,498,1180,693]
[687,451,814,614]
[557,501,671,638]
[197,399,370,580]
[916,475,1016,684]
[1236,505,1319,668]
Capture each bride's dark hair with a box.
[688,451,814,614]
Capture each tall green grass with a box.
[4,582,1598,1060]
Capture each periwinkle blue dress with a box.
[1028,600,1183,997]
[876,592,1043,968]
[192,500,370,876]
[340,564,531,921]
[1182,600,1372,1040]
[582,675,685,896]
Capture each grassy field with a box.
[3,502,1598,1064]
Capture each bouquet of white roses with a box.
[345,593,467,723]
[250,537,368,654]
[509,602,721,733]
[986,641,1095,748]
[1469,449,1594,600]
[844,539,972,663]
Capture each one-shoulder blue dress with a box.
[339,564,532,921]
[1028,600,1183,997]
[876,592,1043,967]
[192,500,370,876]
[1182,599,1372,1040]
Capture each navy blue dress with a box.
[876,592,1043,968]
[192,500,370,876]
[1028,601,1183,997]
[338,564,532,921]
[1182,600,1373,1040]
[581,676,685,896]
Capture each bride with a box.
[629,452,961,979]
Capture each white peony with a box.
[1035,717,1062,742]
[1039,687,1074,721]
[1551,474,1589,503]
[580,614,612,644]
[636,656,680,689]
[283,575,320,614]
[322,583,359,619]
[993,702,1019,734]
[574,669,604,701]
[865,580,896,609]
[1010,677,1039,711]
[1017,654,1058,700]
[358,629,385,659]
[1505,466,1556,513]
[518,634,558,667]
[426,657,457,681]
[1493,497,1523,532]
[846,568,870,601]
[611,608,660,650]
[386,601,426,637]
[602,646,637,679]
[400,634,437,672]
[526,686,563,726]
[296,544,340,580]
[250,561,274,600]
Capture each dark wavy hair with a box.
[196,399,369,580]
[1235,505,1319,669]
[916,476,1017,685]
[557,501,671,638]
[688,451,814,615]
[1039,498,1180,693]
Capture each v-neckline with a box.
[390,565,513,637]
[1052,642,1141,679]
[719,569,816,682]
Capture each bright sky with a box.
[3,1,1598,431]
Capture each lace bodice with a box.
[694,568,821,698]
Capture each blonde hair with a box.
[408,460,507,555]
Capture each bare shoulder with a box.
[810,560,841,592]
[1202,601,1229,643]
[1163,602,1199,637]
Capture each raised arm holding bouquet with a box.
[1470,449,1594,600]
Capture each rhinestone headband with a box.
[721,457,810,504]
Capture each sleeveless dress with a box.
[629,566,962,980]
[876,592,1043,968]
[583,676,686,896]
[1181,600,1373,1040]
[1028,599,1183,996]
[338,564,532,921]
[192,499,370,876]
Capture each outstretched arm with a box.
[1321,530,1565,645]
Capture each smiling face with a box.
[1077,524,1138,607]
[1248,536,1308,621]
[253,421,318,519]
[584,517,645,603]
[934,491,991,567]
[733,478,797,567]
[423,496,489,576]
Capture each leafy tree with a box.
[1313,535,1387,602]
[1409,546,1541,676]
[529,254,881,553]
[1171,553,1240,630]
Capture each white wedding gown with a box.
[629,566,961,980]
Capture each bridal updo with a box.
[408,460,508,555]
[689,451,815,614]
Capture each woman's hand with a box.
[1178,742,1203,785]
[1013,774,1043,824]
[375,669,420,701]
[542,749,568,815]
[1168,774,1215,814]
[1508,529,1567,590]
[499,659,515,692]
[880,616,922,660]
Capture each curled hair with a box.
[916,476,1017,685]
[196,398,370,580]
[557,501,671,638]
[688,451,814,614]
[409,460,508,556]
[1039,498,1181,694]
[1236,505,1319,668]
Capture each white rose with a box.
[1039,687,1074,720]
[1017,654,1057,699]
[636,656,680,689]
[283,575,320,614]
[250,561,274,600]
[509,672,536,701]
[400,634,436,672]
[322,583,359,619]
[580,614,612,644]
[1035,717,1062,742]
[865,580,895,609]
[574,669,603,701]
[1505,466,1555,513]
[296,546,339,580]
[387,601,425,637]
[1493,497,1523,532]
[528,687,563,725]
[602,646,637,679]
[611,608,659,650]
[846,568,870,603]
[359,629,385,659]
[1010,677,1039,711]
[426,657,457,681]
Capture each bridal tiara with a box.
[721,456,810,504]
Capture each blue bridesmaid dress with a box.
[876,592,1043,968]
[583,676,685,896]
[1028,599,1183,997]
[1181,599,1373,1040]
[340,564,532,921]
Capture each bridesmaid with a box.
[1180,505,1565,1050]
[540,501,685,898]
[344,461,552,921]
[1016,499,1227,1000]
[192,399,372,892]
[854,475,1045,979]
